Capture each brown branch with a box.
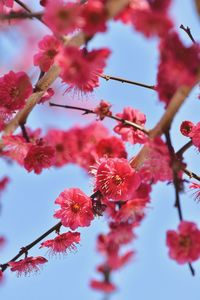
[0,11,42,21]
[180,24,196,43]
[20,123,30,143]
[182,168,200,182]
[49,102,149,134]
[100,74,155,90]
[0,191,100,272]
[14,0,32,13]
[176,141,193,157]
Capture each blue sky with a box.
[0,1,200,299]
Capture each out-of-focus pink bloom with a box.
[9,256,48,276]
[0,71,32,112]
[94,158,141,201]
[0,0,13,12]
[0,177,9,193]
[189,122,200,151]
[2,135,30,165]
[54,188,94,230]
[40,231,80,255]
[34,35,61,72]
[157,32,200,106]
[95,136,127,160]
[94,100,112,120]
[114,107,147,144]
[108,250,134,270]
[24,142,55,174]
[139,137,173,183]
[58,46,110,92]
[43,0,82,35]
[166,221,200,264]
[90,279,116,293]
[80,0,107,35]
[116,198,147,224]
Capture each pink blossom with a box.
[114,107,147,144]
[42,0,82,35]
[58,46,110,92]
[180,121,194,137]
[2,135,30,165]
[139,137,173,183]
[34,35,61,72]
[116,198,147,224]
[189,182,200,202]
[95,136,127,160]
[0,0,13,12]
[158,32,200,89]
[189,122,200,151]
[40,231,80,255]
[108,250,134,270]
[94,100,112,120]
[80,0,107,35]
[0,71,32,112]
[24,142,55,174]
[9,256,48,276]
[90,279,116,293]
[94,158,141,201]
[54,188,94,230]
[166,221,200,264]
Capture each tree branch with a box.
[180,24,196,43]
[100,74,155,90]
[49,102,149,134]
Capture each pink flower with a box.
[0,236,6,249]
[40,231,80,255]
[158,32,200,89]
[90,279,116,293]
[80,0,107,35]
[0,0,13,12]
[54,188,94,230]
[24,142,55,174]
[9,256,48,276]
[108,250,134,270]
[95,136,127,160]
[116,198,147,224]
[180,121,194,137]
[189,182,200,202]
[94,158,141,201]
[58,46,110,92]
[34,35,61,72]
[189,122,200,151]
[0,176,9,193]
[114,107,147,144]
[2,135,30,165]
[43,0,82,35]
[139,137,173,183]
[94,100,112,120]
[0,71,32,112]
[115,0,149,24]
[166,221,200,264]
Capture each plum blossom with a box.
[166,221,200,264]
[9,256,48,276]
[54,188,94,230]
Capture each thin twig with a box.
[180,24,196,43]
[14,0,32,13]
[0,11,42,21]
[20,123,30,143]
[49,102,149,134]
[182,168,200,182]
[165,131,195,276]
[100,74,155,90]
[176,141,193,157]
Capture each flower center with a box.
[112,174,123,186]
[71,203,81,213]
[47,49,58,59]
[179,235,191,249]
